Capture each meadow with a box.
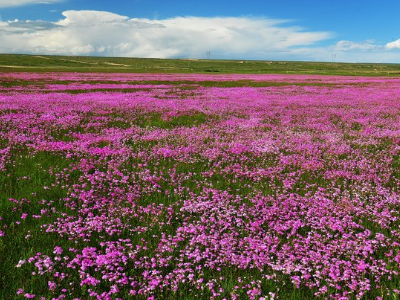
[2,54,400,76]
[0,70,400,300]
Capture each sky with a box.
[0,0,400,62]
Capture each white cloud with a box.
[386,39,400,50]
[289,43,400,64]
[2,19,60,33]
[56,10,129,26]
[0,10,332,59]
[0,0,62,8]
[2,10,400,62]
[335,40,382,51]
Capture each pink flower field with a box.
[0,72,400,300]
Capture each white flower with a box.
[16,259,26,268]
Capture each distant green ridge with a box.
[1,53,400,76]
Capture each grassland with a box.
[1,53,400,76]
[1,61,400,300]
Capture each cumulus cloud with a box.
[0,10,332,58]
[0,0,62,8]
[3,9,400,62]
[386,39,400,50]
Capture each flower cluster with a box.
[1,72,400,299]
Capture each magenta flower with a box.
[3,72,400,300]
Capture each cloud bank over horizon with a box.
[0,10,332,60]
[0,10,399,62]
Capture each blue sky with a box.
[1,0,400,62]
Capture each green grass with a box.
[0,150,82,298]
[1,53,400,76]
[1,56,400,299]
[1,139,398,299]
